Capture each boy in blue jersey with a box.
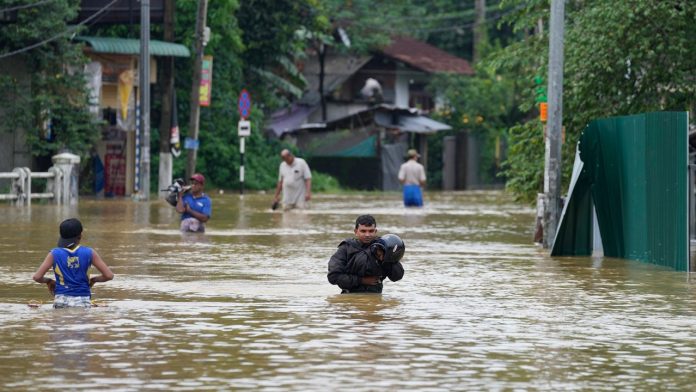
[176,173,212,232]
[32,218,114,308]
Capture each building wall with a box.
[87,53,156,197]
[0,57,32,173]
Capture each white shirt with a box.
[278,157,312,205]
[398,159,426,186]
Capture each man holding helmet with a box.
[327,215,405,293]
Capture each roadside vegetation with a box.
[0,0,692,199]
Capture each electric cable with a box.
[0,0,119,60]
[0,0,56,13]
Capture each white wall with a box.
[394,66,410,108]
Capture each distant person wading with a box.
[176,173,212,232]
[273,149,312,211]
[398,149,426,207]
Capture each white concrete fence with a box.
[0,153,80,206]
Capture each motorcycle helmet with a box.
[379,234,405,263]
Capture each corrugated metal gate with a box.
[552,112,689,271]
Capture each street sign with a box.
[184,137,199,150]
[238,120,251,137]
[238,89,252,119]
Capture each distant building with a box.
[267,36,478,190]
[0,0,187,197]
[77,36,189,197]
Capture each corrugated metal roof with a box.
[75,36,190,57]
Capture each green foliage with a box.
[169,0,284,190]
[311,171,341,192]
[493,0,695,202]
[236,0,315,109]
[500,121,544,204]
[0,0,100,158]
[428,66,521,187]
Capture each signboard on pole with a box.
[199,56,213,107]
[238,89,251,119]
[539,102,548,122]
[238,120,251,137]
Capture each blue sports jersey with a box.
[51,246,93,297]
[181,193,212,220]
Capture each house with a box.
[267,36,474,190]
[77,36,189,197]
[0,0,184,198]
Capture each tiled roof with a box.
[381,36,473,75]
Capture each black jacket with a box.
[327,238,404,293]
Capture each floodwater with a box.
[2,190,696,391]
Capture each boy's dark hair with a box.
[355,214,376,229]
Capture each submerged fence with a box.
[0,153,80,206]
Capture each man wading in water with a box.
[327,214,405,293]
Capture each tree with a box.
[494,0,695,202]
[0,0,100,159]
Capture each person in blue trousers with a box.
[398,149,426,207]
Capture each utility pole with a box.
[186,0,208,179]
[138,0,151,200]
[158,0,175,198]
[473,0,486,63]
[543,0,565,248]
[318,43,326,122]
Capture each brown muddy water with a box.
[2,191,696,391]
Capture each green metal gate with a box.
[552,112,689,271]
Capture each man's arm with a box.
[184,199,211,222]
[175,191,186,213]
[273,178,283,202]
[89,250,114,286]
[304,178,312,201]
[33,252,56,295]
[327,245,361,290]
[419,165,427,187]
[398,164,406,185]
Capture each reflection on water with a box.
[1,191,696,390]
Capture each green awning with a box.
[75,36,190,57]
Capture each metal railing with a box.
[0,166,66,206]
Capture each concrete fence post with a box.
[21,167,31,206]
[11,167,27,206]
[47,166,63,204]
[52,153,81,205]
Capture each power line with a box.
[381,5,523,34]
[0,0,57,13]
[0,0,119,59]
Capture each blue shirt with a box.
[181,193,212,221]
[51,246,93,297]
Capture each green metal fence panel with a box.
[552,112,689,271]
[552,151,594,256]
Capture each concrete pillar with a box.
[11,167,27,206]
[443,136,456,190]
[52,152,81,205]
[47,166,63,204]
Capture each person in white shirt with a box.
[398,149,426,207]
[273,149,312,210]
